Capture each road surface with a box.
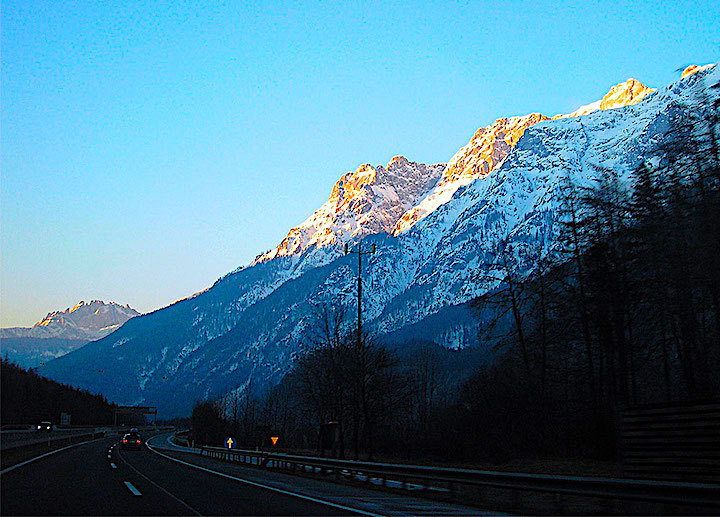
[1,432,487,516]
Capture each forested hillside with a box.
[1,359,115,425]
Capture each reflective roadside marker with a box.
[271,436,279,446]
[225,437,236,449]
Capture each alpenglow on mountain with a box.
[1,300,140,368]
[39,65,718,417]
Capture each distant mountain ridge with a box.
[1,301,139,368]
[39,64,718,417]
[2,300,139,340]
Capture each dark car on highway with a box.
[120,432,142,450]
[36,421,52,432]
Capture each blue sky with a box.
[2,0,718,327]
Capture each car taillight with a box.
[123,439,127,443]
[136,440,141,444]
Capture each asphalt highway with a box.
[1,432,487,516]
[1,434,345,516]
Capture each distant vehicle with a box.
[36,421,52,432]
[121,432,142,450]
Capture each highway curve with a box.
[1,432,486,516]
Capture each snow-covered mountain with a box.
[2,300,140,340]
[38,64,718,417]
[1,301,139,367]
[257,156,444,271]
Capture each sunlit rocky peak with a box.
[391,113,548,235]
[259,74,664,251]
[1,300,140,341]
[681,64,714,79]
[257,157,444,261]
[555,78,655,119]
[392,78,659,235]
[599,78,655,110]
[34,300,140,333]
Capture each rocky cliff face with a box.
[258,156,445,262]
[393,113,549,235]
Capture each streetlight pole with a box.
[344,242,376,348]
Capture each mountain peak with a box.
[556,78,656,119]
[260,72,664,254]
[391,112,549,235]
[387,155,410,168]
[257,158,444,262]
[440,113,549,187]
[681,64,714,79]
[1,300,140,341]
[34,300,140,331]
[599,78,655,111]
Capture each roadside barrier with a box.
[198,445,720,510]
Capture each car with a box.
[120,432,142,450]
[36,421,52,432]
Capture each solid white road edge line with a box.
[146,442,382,517]
[123,481,142,496]
[0,437,106,475]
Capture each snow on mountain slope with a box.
[393,78,656,235]
[681,63,714,79]
[38,65,718,417]
[1,300,140,368]
[556,78,656,118]
[393,113,548,235]
[257,156,444,262]
[1,300,140,340]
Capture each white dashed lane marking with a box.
[124,481,142,496]
[110,463,117,469]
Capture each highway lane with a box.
[1,436,193,515]
[1,434,348,516]
[3,430,487,516]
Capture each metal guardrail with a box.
[0,430,106,471]
[1,430,104,451]
[199,446,720,508]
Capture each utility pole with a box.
[344,242,376,348]
[344,241,377,460]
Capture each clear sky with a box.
[1,0,718,327]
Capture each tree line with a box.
[1,358,130,426]
[191,80,719,464]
